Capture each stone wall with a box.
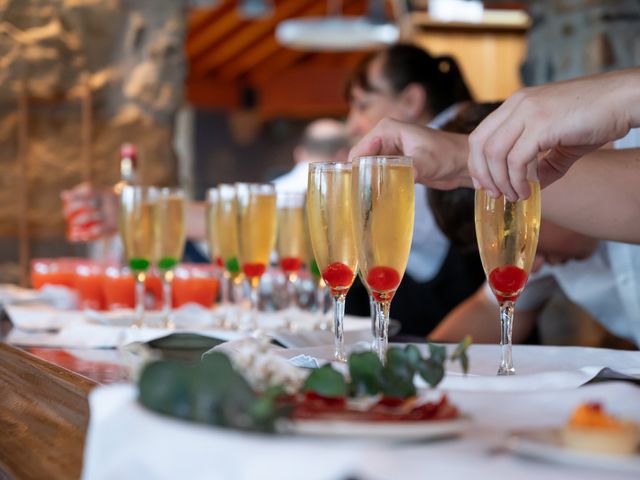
[0,0,187,282]
[520,0,640,85]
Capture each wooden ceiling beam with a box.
[186,78,242,110]
[247,0,369,85]
[218,0,329,81]
[186,5,245,61]
[258,63,353,119]
[189,0,319,78]
[187,1,234,39]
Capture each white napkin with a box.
[82,382,640,480]
[0,284,78,309]
[261,344,640,392]
[5,304,86,331]
[0,284,40,306]
[6,303,373,350]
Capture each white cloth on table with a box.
[82,377,640,480]
[4,302,373,349]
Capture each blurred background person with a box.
[344,43,483,337]
[272,118,349,193]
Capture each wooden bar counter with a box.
[0,342,95,479]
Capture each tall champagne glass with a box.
[303,208,328,328]
[277,192,307,327]
[206,188,223,269]
[206,188,226,313]
[235,183,277,326]
[216,184,243,325]
[475,181,540,375]
[154,188,186,328]
[352,156,414,362]
[119,186,157,327]
[307,162,358,361]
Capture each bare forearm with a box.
[186,201,207,241]
[429,288,537,344]
[542,148,640,243]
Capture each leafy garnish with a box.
[137,339,473,431]
[450,336,472,375]
[304,340,473,399]
[138,352,289,433]
[302,364,348,398]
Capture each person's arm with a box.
[350,117,640,243]
[185,201,207,241]
[542,148,640,243]
[348,118,471,190]
[468,68,640,200]
[428,286,538,344]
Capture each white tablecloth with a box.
[4,303,372,349]
[82,345,640,480]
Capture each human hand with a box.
[61,182,118,241]
[348,117,471,190]
[468,68,640,200]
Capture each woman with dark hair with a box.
[344,44,482,337]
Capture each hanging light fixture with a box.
[238,0,274,19]
[276,0,400,51]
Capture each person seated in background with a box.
[272,118,349,193]
[349,68,640,347]
[344,43,484,336]
[61,118,349,255]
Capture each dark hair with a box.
[346,44,473,116]
[427,101,502,252]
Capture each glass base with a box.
[497,365,516,376]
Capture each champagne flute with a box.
[352,156,414,362]
[475,180,541,375]
[216,184,244,326]
[307,162,358,361]
[304,212,328,328]
[206,188,223,269]
[276,192,307,329]
[119,185,157,327]
[154,188,186,328]
[206,188,226,318]
[235,183,277,328]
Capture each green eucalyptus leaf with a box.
[381,348,416,398]
[348,351,384,396]
[139,360,192,418]
[418,358,445,388]
[403,344,422,369]
[303,364,348,398]
[428,343,447,365]
[451,335,472,374]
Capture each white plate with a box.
[507,429,640,474]
[280,415,471,440]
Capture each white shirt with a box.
[405,107,461,282]
[271,162,309,194]
[271,107,456,282]
[483,242,640,346]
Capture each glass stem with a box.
[498,300,516,376]
[333,294,346,361]
[375,300,391,363]
[285,273,297,330]
[369,295,378,351]
[220,271,231,305]
[161,269,174,329]
[249,277,260,331]
[134,270,146,328]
